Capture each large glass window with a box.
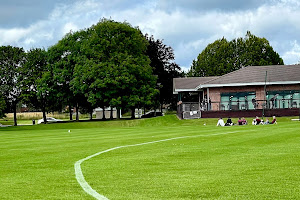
[293,92,300,108]
[267,90,300,109]
[220,92,256,111]
[220,96,229,110]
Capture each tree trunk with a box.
[13,103,17,126]
[69,104,73,121]
[76,103,79,121]
[131,108,135,119]
[110,107,113,120]
[102,106,106,120]
[87,105,93,120]
[89,108,93,120]
[42,105,47,124]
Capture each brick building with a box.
[174,64,300,119]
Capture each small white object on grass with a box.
[68,130,71,133]
[204,123,206,126]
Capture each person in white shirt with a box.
[216,118,225,126]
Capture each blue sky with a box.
[1,0,300,71]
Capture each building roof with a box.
[174,64,300,93]
[173,77,217,93]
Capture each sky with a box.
[1,0,300,72]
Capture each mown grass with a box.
[0,115,300,199]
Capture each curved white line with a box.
[74,131,238,200]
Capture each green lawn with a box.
[1,115,300,199]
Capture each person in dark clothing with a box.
[270,116,277,124]
[237,117,243,125]
[255,116,262,125]
[225,117,233,126]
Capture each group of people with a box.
[217,116,277,126]
[252,116,277,125]
[216,117,247,126]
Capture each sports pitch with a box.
[1,115,300,199]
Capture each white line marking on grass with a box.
[74,131,239,200]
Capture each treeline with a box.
[188,31,284,77]
[0,19,182,125]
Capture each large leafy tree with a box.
[145,35,183,110]
[239,31,284,66]
[0,46,25,126]
[72,19,157,119]
[21,48,56,124]
[189,31,284,77]
[48,30,89,121]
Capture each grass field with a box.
[1,115,300,199]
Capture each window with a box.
[220,92,256,110]
[267,90,300,109]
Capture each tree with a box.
[0,94,5,118]
[48,30,89,121]
[72,19,158,119]
[21,48,54,124]
[0,46,25,126]
[71,58,96,120]
[188,31,284,77]
[189,38,233,77]
[240,31,284,66]
[145,35,183,110]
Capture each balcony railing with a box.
[177,99,300,118]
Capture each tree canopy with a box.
[0,46,25,125]
[1,19,172,121]
[188,31,284,77]
[47,30,87,120]
[145,35,183,109]
[71,19,158,118]
[21,48,56,124]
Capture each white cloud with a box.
[1,0,300,69]
[282,41,300,64]
[24,38,35,45]
[63,23,79,34]
[0,27,29,44]
[0,0,103,49]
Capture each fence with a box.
[177,102,201,119]
[177,99,300,119]
[4,112,70,120]
[216,98,300,111]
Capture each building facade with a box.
[174,65,300,119]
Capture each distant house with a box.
[95,107,118,119]
[174,64,300,119]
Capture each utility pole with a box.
[263,71,267,118]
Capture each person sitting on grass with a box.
[225,117,233,126]
[238,117,243,125]
[270,116,277,124]
[216,117,225,126]
[264,118,270,125]
[242,117,247,125]
[252,116,262,125]
[255,116,263,125]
